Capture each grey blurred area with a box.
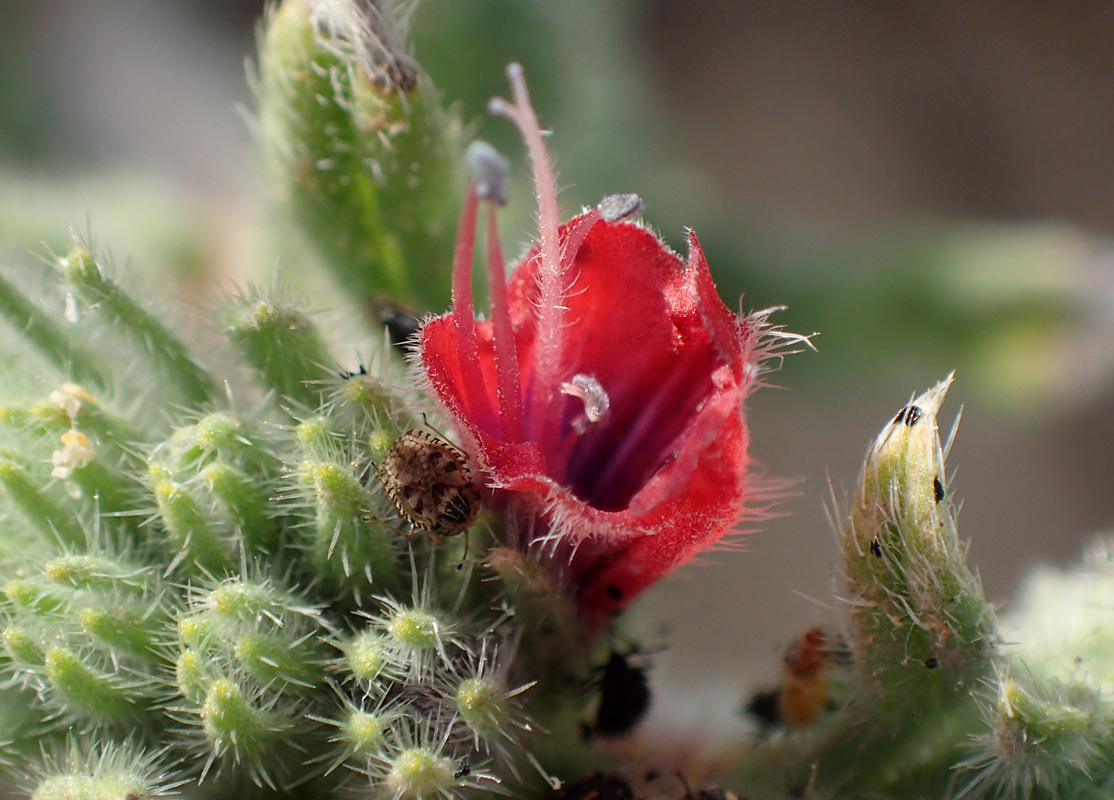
[0,0,256,191]
[3,0,1114,722]
[643,1,1114,232]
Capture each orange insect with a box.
[745,626,847,730]
[376,430,480,537]
[778,626,845,727]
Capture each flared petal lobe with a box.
[420,216,756,620]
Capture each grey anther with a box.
[466,140,510,206]
[597,193,643,223]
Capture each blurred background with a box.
[3,0,1114,734]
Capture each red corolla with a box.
[418,64,783,623]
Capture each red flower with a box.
[418,65,779,622]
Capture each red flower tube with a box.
[418,64,780,623]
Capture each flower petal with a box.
[419,217,756,619]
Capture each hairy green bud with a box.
[256,0,462,311]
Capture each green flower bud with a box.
[5,580,67,617]
[152,478,231,574]
[200,462,277,554]
[297,459,399,600]
[0,451,85,547]
[200,678,290,761]
[455,676,505,739]
[59,241,217,408]
[387,747,456,800]
[221,292,334,409]
[387,607,440,651]
[339,628,394,685]
[256,0,462,311]
[338,707,388,757]
[3,626,43,666]
[960,671,1114,799]
[43,646,138,721]
[42,555,151,593]
[29,740,179,800]
[78,605,160,660]
[195,413,244,452]
[175,649,208,705]
[843,377,996,684]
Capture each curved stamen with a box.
[560,374,610,434]
[558,210,601,270]
[557,194,643,287]
[450,185,490,428]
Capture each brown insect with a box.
[745,626,849,730]
[375,430,480,537]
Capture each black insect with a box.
[339,364,368,380]
[893,404,923,427]
[743,686,781,731]
[869,538,882,558]
[924,657,940,669]
[933,476,944,504]
[553,773,633,800]
[372,299,423,354]
[594,650,652,736]
[454,757,471,779]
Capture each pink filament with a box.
[491,64,565,444]
[451,186,489,427]
[486,202,524,443]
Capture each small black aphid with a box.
[454,757,471,779]
[933,476,944,504]
[924,657,940,669]
[893,404,923,427]
[869,538,882,558]
[554,773,633,800]
[339,364,368,379]
[595,650,651,736]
